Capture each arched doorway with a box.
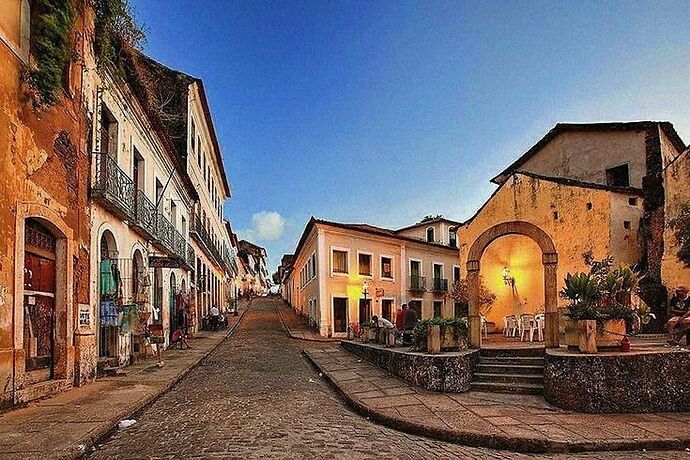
[99,230,119,358]
[23,219,58,383]
[467,221,559,348]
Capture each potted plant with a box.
[560,272,600,350]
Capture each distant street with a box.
[91,298,682,459]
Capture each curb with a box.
[74,302,251,459]
[302,348,688,454]
[274,300,338,343]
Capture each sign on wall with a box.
[375,288,385,298]
[78,304,92,330]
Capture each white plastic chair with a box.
[520,314,537,342]
[504,315,518,337]
[534,313,545,342]
[480,315,489,338]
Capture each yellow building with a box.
[663,148,690,293]
[285,218,460,338]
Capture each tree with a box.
[447,277,496,316]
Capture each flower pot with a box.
[596,319,626,349]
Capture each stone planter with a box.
[596,319,626,349]
[427,324,441,354]
[440,325,467,351]
[578,320,597,354]
[564,319,579,350]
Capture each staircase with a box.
[470,347,544,395]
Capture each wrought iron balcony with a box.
[92,153,135,220]
[186,243,196,270]
[131,189,157,239]
[189,212,223,266]
[409,275,426,291]
[432,278,448,293]
[156,213,175,254]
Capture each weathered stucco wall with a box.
[517,130,647,188]
[0,3,93,406]
[459,174,643,328]
[662,150,690,293]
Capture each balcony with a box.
[92,153,135,220]
[131,189,157,239]
[409,275,426,292]
[189,213,224,267]
[432,278,448,293]
[186,244,196,270]
[155,213,175,254]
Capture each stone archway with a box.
[467,221,559,348]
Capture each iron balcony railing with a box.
[432,278,448,293]
[156,213,175,254]
[186,243,196,269]
[133,189,157,238]
[92,153,135,219]
[409,275,426,291]
[189,213,223,266]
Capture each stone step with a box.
[476,363,544,375]
[480,356,545,366]
[470,381,544,395]
[98,366,127,378]
[473,372,544,385]
[479,347,545,358]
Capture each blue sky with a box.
[132,0,690,272]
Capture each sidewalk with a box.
[0,301,249,459]
[303,344,690,454]
[274,299,338,342]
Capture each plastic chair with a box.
[520,314,537,342]
[504,315,518,337]
[480,315,489,338]
[534,313,545,342]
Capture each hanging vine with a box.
[26,0,75,107]
[93,0,146,71]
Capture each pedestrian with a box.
[210,304,220,330]
[395,304,407,330]
[404,305,419,330]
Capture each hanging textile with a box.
[99,300,118,326]
[100,260,117,298]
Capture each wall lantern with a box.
[362,280,369,300]
[502,266,515,287]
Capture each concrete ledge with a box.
[341,340,479,392]
[545,347,690,413]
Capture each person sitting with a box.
[667,286,690,345]
[372,314,394,329]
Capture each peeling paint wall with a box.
[0,2,93,406]
[662,149,690,294]
[459,173,643,330]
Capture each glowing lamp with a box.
[502,266,515,287]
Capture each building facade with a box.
[0,1,95,406]
[285,218,460,338]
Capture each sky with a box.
[131,0,690,272]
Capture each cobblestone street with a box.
[91,299,687,459]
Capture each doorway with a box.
[169,272,177,339]
[358,299,372,326]
[332,297,348,334]
[23,219,57,383]
[408,300,422,321]
[381,299,393,322]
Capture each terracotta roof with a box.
[491,121,685,185]
[291,217,457,264]
[462,171,644,226]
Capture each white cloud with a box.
[242,211,285,242]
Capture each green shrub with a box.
[413,317,468,350]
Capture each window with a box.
[624,221,631,230]
[454,302,467,318]
[449,229,457,248]
[628,197,638,206]
[433,301,443,318]
[426,227,435,243]
[606,164,630,187]
[332,249,348,274]
[453,266,461,283]
[382,299,393,321]
[586,202,593,211]
[100,106,118,159]
[358,252,372,276]
[433,263,443,280]
[190,119,196,154]
[380,256,393,279]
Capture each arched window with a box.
[426,227,435,243]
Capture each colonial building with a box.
[0,1,95,406]
[662,147,690,292]
[457,122,685,346]
[285,218,461,338]
[238,240,271,295]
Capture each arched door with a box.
[23,219,57,382]
[169,272,177,338]
[99,230,119,358]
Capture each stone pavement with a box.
[0,300,249,459]
[304,345,690,454]
[275,298,338,342]
[90,298,685,459]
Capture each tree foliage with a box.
[93,0,146,70]
[447,277,496,315]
